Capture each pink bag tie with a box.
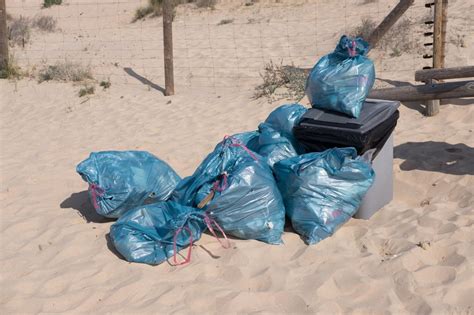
[223,135,259,161]
[204,214,231,249]
[89,184,105,210]
[212,172,228,192]
[172,226,193,266]
[348,39,357,57]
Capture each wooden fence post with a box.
[0,0,9,73]
[163,0,174,96]
[367,0,415,48]
[425,0,447,116]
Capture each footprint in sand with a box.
[393,270,432,314]
[403,243,466,271]
[437,222,458,234]
[417,214,443,229]
[413,265,457,286]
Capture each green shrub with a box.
[78,84,95,97]
[100,79,111,89]
[218,18,233,26]
[196,0,217,8]
[0,56,22,80]
[43,0,62,8]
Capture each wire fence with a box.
[5,0,470,95]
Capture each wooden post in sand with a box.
[424,0,448,116]
[367,0,415,48]
[163,0,175,96]
[0,0,9,73]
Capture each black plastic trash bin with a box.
[293,99,400,219]
[294,99,400,158]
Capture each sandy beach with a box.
[1,0,473,313]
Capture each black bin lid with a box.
[299,99,400,133]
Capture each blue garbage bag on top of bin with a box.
[273,147,375,245]
[171,136,286,244]
[76,151,181,218]
[110,201,206,265]
[305,36,375,118]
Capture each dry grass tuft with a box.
[38,61,93,83]
[254,61,309,102]
[352,17,419,56]
[32,15,57,32]
[8,16,31,47]
[133,0,216,22]
[0,56,22,80]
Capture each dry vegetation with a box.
[8,15,57,47]
[254,61,309,102]
[8,16,31,47]
[78,84,95,97]
[0,56,22,80]
[352,17,420,57]
[218,18,234,26]
[133,0,217,22]
[38,61,93,83]
[32,16,57,32]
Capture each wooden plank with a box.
[367,0,415,48]
[427,0,446,116]
[415,66,474,82]
[433,0,444,68]
[440,0,448,67]
[163,0,174,96]
[0,0,8,72]
[368,80,474,101]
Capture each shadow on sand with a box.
[123,67,165,94]
[394,141,474,175]
[60,190,115,223]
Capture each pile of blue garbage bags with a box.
[76,36,377,265]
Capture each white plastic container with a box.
[355,133,394,219]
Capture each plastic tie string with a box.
[348,39,357,57]
[171,214,230,266]
[204,213,231,249]
[212,172,228,192]
[89,184,105,210]
[223,135,259,162]
[210,135,259,195]
[172,226,193,266]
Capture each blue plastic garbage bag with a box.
[172,136,285,244]
[257,123,299,167]
[305,36,375,118]
[110,201,206,265]
[77,151,181,218]
[264,104,307,144]
[230,131,260,152]
[230,104,307,168]
[273,147,375,245]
